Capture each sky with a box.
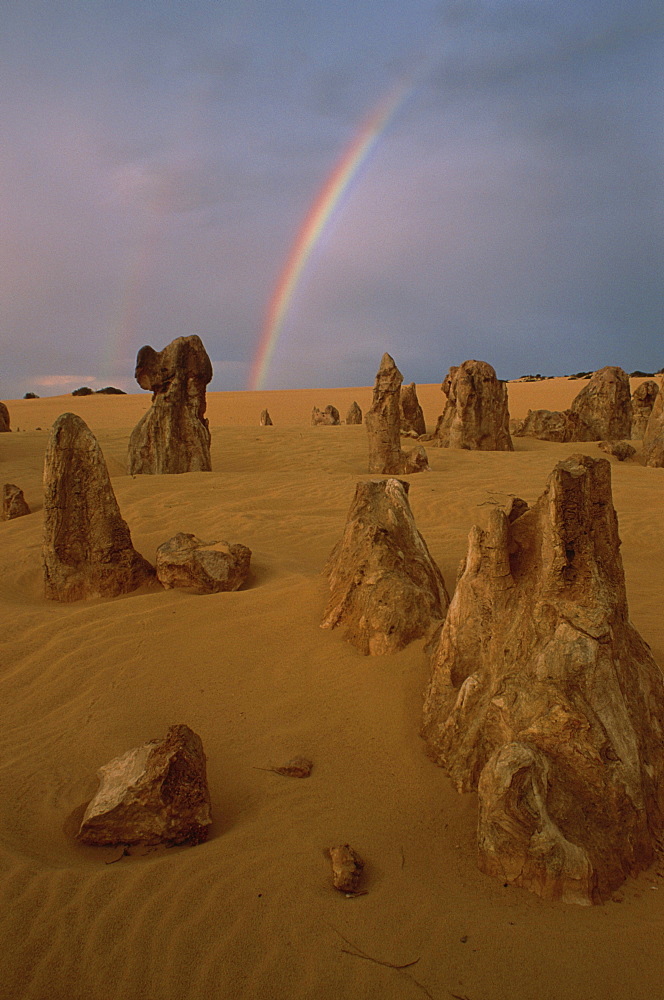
[1,0,663,399]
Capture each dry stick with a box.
[327,923,436,1000]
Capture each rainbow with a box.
[248,81,410,391]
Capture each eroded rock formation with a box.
[156,532,251,593]
[43,413,154,602]
[311,405,340,426]
[422,455,664,904]
[511,408,582,443]
[0,402,9,432]
[2,484,30,520]
[400,382,426,437]
[77,724,212,846]
[632,380,659,440]
[643,381,664,467]
[597,440,636,462]
[128,335,212,474]
[260,409,273,426]
[568,365,632,441]
[321,478,448,655]
[366,354,429,474]
[432,360,513,450]
[345,401,363,425]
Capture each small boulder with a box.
[77,724,212,846]
[345,401,363,425]
[0,402,10,432]
[260,409,273,426]
[632,380,660,440]
[597,440,636,462]
[311,405,340,426]
[156,532,251,593]
[3,484,30,520]
[511,408,580,442]
[400,382,426,436]
[328,844,364,894]
[432,360,513,450]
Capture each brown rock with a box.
[43,413,155,602]
[643,382,664,467]
[432,360,513,450]
[311,405,340,426]
[260,409,273,426]
[597,440,636,462]
[0,402,9,432]
[568,366,632,441]
[400,382,426,436]
[345,401,363,425]
[366,354,430,474]
[511,408,581,442]
[2,484,30,520]
[422,455,664,904]
[328,844,364,893]
[631,380,659,439]
[155,532,251,593]
[77,724,212,846]
[128,335,213,474]
[321,478,448,655]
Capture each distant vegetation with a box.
[95,386,126,394]
[517,374,554,381]
[23,392,39,399]
[71,385,126,396]
[71,386,94,396]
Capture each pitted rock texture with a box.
[128,335,212,475]
[321,478,448,655]
[311,405,340,426]
[400,382,426,437]
[43,413,155,602]
[568,366,632,441]
[597,440,636,462]
[156,532,251,593]
[422,455,664,904]
[345,401,363,425]
[77,724,212,846]
[366,354,429,474]
[432,360,513,450]
[631,380,659,439]
[511,408,581,443]
[2,484,30,520]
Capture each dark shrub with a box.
[72,386,94,396]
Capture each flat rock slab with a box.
[156,532,251,593]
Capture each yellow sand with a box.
[1,377,663,1000]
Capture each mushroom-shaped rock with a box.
[43,413,155,602]
[643,381,664,467]
[156,532,251,593]
[0,402,10,432]
[345,401,363,425]
[433,360,513,450]
[77,725,212,846]
[400,382,426,437]
[128,335,212,474]
[321,478,448,655]
[311,405,340,426]
[3,484,30,520]
[259,409,273,426]
[631,380,659,440]
[568,366,632,441]
[422,455,664,904]
[366,354,429,474]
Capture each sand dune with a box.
[1,377,663,1000]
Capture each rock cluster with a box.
[128,335,213,475]
[643,381,664,467]
[2,484,30,520]
[366,354,429,474]
[513,367,632,443]
[0,402,9,432]
[345,401,363,425]
[631,380,659,439]
[422,455,664,903]
[156,532,251,593]
[321,478,448,655]
[432,360,513,450]
[77,724,212,846]
[400,383,426,437]
[43,413,154,602]
[311,405,340,426]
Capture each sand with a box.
[1,377,663,1000]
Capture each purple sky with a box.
[1,0,662,398]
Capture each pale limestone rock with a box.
[311,405,340,426]
[345,401,363,425]
[328,844,364,893]
[642,381,664,467]
[422,455,664,903]
[128,335,212,475]
[366,354,429,474]
[432,360,513,450]
[260,409,273,426]
[2,484,30,520]
[568,366,632,441]
[156,532,251,593]
[321,478,448,655]
[43,413,154,602]
[400,382,426,436]
[631,380,659,439]
[77,725,212,846]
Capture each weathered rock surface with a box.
[260,409,273,426]
[511,408,581,443]
[328,844,364,893]
[400,382,426,436]
[366,354,429,474]
[345,401,363,425]
[77,724,212,846]
[422,455,664,904]
[43,413,155,602]
[128,335,212,475]
[432,360,513,450]
[311,405,340,426]
[2,484,30,520]
[568,365,632,441]
[632,380,659,440]
[643,382,664,467]
[597,440,636,462]
[321,478,448,655]
[156,532,251,593]
[0,402,9,432]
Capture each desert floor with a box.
[1,376,663,1000]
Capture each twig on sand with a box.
[327,922,435,999]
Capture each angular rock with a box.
[328,844,364,893]
[597,440,636,462]
[128,335,212,475]
[0,402,9,432]
[259,409,273,426]
[400,382,426,437]
[345,401,363,425]
[432,360,513,450]
[43,413,155,602]
[632,380,659,440]
[321,478,448,655]
[366,354,429,474]
[511,408,582,442]
[156,532,251,594]
[77,724,212,846]
[2,483,30,520]
[422,455,664,904]
[643,382,664,467]
[568,365,632,441]
[311,405,340,426]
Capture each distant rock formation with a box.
[345,401,363,425]
[422,455,664,904]
[43,412,154,602]
[259,409,273,426]
[156,532,251,593]
[311,405,340,426]
[597,440,636,462]
[400,382,426,437]
[2,484,30,520]
[0,402,10,432]
[631,380,659,439]
[366,354,429,474]
[321,478,448,655]
[432,360,513,450]
[511,408,582,443]
[77,724,212,846]
[643,381,664,467]
[568,366,632,441]
[128,335,213,475]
